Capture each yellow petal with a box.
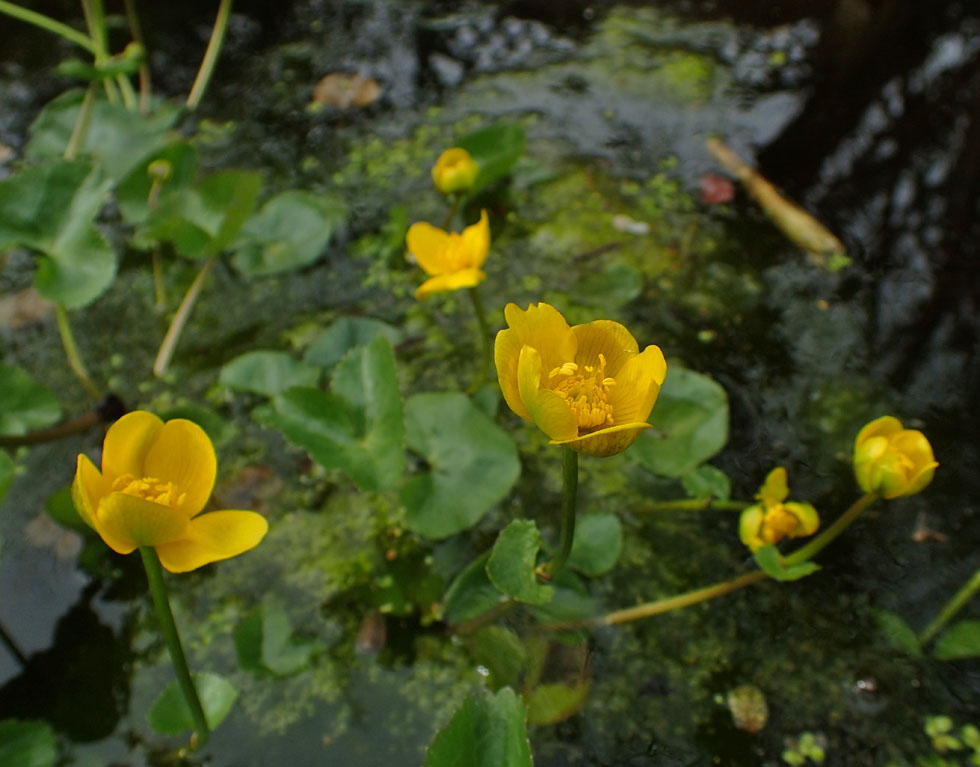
[607,345,667,425]
[406,222,453,276]
[759,467,789,506]
[738,505,766,551]
[460,210,490,269]
[551,422,651,457]
[155,511,269,573]
[571,320,639,375]
[96,492,189,552]
[854,415,902,451]
[101,410,164,484]
[414,268,486,300]
[71,453,104,530]
[784,502,820,536]
[904,461,938,497]
[142,419,217,516]
[518,345,578,441]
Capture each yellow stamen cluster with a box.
[112,474,187,509]
[549,354,617,431]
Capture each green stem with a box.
[919,566,980,647]
[452,599,517,637]
[139,547,210,749]
[153,254,217,377]
[186,0,233,110]
[541,447,578,577]
[79,0,120,104]
[440,195,461,231]
[56,304,99,399]
[0,1,95,52]
[540,492,880,632]
[784,492,878,566]
[633,498,749,513]
[466,286,492,394]
[63,85,96,160]
[123,0,152,113]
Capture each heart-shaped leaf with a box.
[567,513,622,577]
[220,351,321,397]
[260,337,404,492]
[234,601,323,676]
[487,520,553,606]
[303,316,404,369]
[401,392,520,539]
[147,672,238,735]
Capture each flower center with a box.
[549,353,617,432]
[112,474,186,510]
[761,504,801,543]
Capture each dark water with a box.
[1,1,979,766]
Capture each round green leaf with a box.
[116,141,198,225]
[575,263,643,309]
[424,687,532,767]
[457,122,526,195]
[0,719,57,767]
[630,365,729,477]
[220,351,321,397]
[0,365,61,436]
[232,190,347,276]
[486,520,553,605]
[401,392,520,539]
[234,601,323,677]
[682,464,732,500]
[303,316,404,368]
[567,513,622,577]
[464,626,527,691]
[147,672,238,735]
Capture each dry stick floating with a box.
[705,137,849,272]
[538,491,880,633]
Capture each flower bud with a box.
[739,467,819,552]
[431,148,478,195]
[853,416,937,498]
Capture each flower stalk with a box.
[139,546,210,749]
[186,0,234,111]
[56,304,100,399]
[919,565,980,647]
[154,254,217,377]
[0,1,95,52]
[541,447,578,577]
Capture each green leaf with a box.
[303,316,404,368]
[753,545,820,582]
[401,392,520,539]
[630,365,729,477]
[220,351,321,397]
[464,626,527,691]
[45,486,89,535]
[574,263,643,309]
[424,687,532,767]
[147,672,238,735]
[234,601,323,677]
[27,90,179,182]
[528,568,595,623]
[0,719,57,767]
[261,337,404,492]
[0,158,116,308]
[457,122,526,195]
[567,513,622,577]
[139,170,262,258]
[0,451,14,507]
[934,620,980,661]
[681,464,732,500]
[232,190,347,276]
[116,141,198,225]
[443,551,508,625]
[874,610,923,656]
[525,681,592,726]
[487,520,553,606]
[0,364,61,436]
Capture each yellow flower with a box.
[431,147,478,195]
[738,467,819,552]
[406,210,490,300]
[853,415,937,498]
[494,302,667,457]
[72,411,268,573]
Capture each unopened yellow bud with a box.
[853,416,937,498]
[431,148,478,195]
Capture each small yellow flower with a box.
[72,411,268,573]
[494,302,667,457]
[431,147,478,195]
[739,467,819,552]
[853,415,937,498]
[406,210,490,300]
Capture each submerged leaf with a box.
[147,672,238,735]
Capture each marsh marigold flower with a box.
[853,415,937,499]
[494,302,667,457]
[431,147,478,195]
[738,467,819,552]
[72,411,268,573]
[406,210,489,300]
